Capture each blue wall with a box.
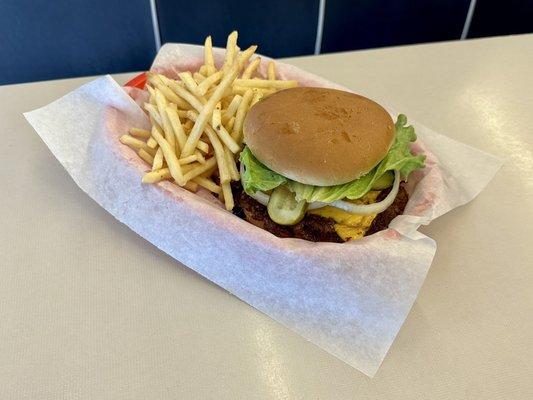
[0,0,156,85]
[1,0,531,85]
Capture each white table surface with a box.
[1,34,532,399]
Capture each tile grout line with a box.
[149,0,162,51]
[461,0,477,40]
[314,0,326,55]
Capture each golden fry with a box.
[166,78,205,110]
[251,90,264,106]
[195,150,206,164]
[142,168,170,183]
[222,31,238,74]
[146,136,158,149]
[144,103,162,126]
[120,135,150,151]
[180,64,240,157]
[192,176,221,194]
[186,111,230,183]
[232,86,275,96]
[232,89,253,142]
[179,71,206,102]
[165,104,187,153]
[204,36,216,76]
[151,77,191,109]
[225,146,240,181]
[221,182,234,210]
[212,102,222,129]
[179,154,198,165]
[193,72,206,83]
[182,157,217,181]
[129,127,151,139]
[241,57,261,79]
[237,45,258,69]
[222,95,242,122]
[151,125,185,186]
[196,140,209,154]
[234,78,298,89]
[267,61,276,80]
[137,149,154,165]
[154,88,168,119]
[152,147,164,171]
[160,103,176,155]
[197,70,222,96]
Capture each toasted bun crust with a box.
[243,87,395,186]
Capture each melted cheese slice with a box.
[308,191,381,241]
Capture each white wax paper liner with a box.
[24,43,502,377]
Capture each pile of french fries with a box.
[120,31,298,210]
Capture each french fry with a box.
[165,104,187,153]
[152,147,164,171]
[159,101,177,154]
[154,88,168,119]
[146,85,157,104]
[178,72,206,102]
[212,102,222,129]
[234,78,298,89]
[151,125,185,186]
[222,95,242,122]
[232,89,253,142]
[166,78,206,109]
[225,146,240,181]
[195,150,206,164]
[196,140,209,154]
[179,154,198,165]
[199,65,208,76]
[204,36,216,76]
[142,168,170,183]
[251,90,264,106]
[267,61,276,80]
[186,111,230,183]
[222,31,238,74]
[138,149,154,165]
[146,136,158,149]
[193,72,206,84]
[182,157,217,181]
[129,127,151,139]
[237,45,258,69]
[226,116,235,132]
[197,71,222,96]
[192,176,221,194]
[241,57,261,79]
[144,103,162,127]
[181,63,241,157]
[124,32,296,211]
[188,108,240,155]
[232,86,275,96]
[120,135,151,152]
[221,182,234,210]
[151,78,192,110]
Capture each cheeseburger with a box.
[234,87,425,242]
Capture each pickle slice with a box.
[372,171,394,190]
[267,185,308,225]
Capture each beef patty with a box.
[232,182,408,243]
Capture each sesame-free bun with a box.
[243,87,395,186]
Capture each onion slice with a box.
[327,170,400,215]
[240,163,400,215]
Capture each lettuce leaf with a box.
[240,114,425,202]
[240,146,287,193]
